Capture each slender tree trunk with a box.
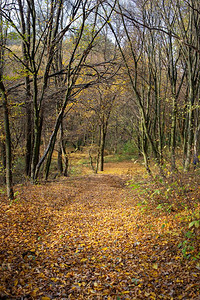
[61,143,69,177]
[183,2,199,170]
[99,128,106,172]
[59,121,69,176]
[184,103,193,171]
[1,86,14,199]
[99,118,108,172]
[157,97,163,165]
[0,0,13,198]
[183,114,188,166]
[31,108,43,181]
[1,140,6,184]
[25,102,32,176]
[31,76,40,181]
[193,123,200,167]
[184,67,194,171]
[89,147,96,173]
[57,145,63,174]
[141,122,152,176]
[170,94,177,171]
[167,31,178,171]
[18,0,32,176]
[95,125,101,173]
[45,135,57,180]
[137,132,142,157]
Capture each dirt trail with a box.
[61,174,129,205]
[0,166,199,299]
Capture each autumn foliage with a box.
[0,161,199,299]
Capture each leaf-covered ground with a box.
[0,162,200,299]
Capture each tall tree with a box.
[0,4,14,199]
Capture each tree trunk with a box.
[61,144,69,177]
[34,108,66,180]
[45,137,56,180]
[18,0,32,177]
[25,102,32,176]
[57,145,63,174]
[193,123,200,168]
[99,123,106,172]
[170,95,177,171]
[141,123,152,176]
[60,123,69,177]
[1,140,6,184]
[1,86,14,199]
[31,75,41,181]
[184,68,194,171]
[31,108,43,181]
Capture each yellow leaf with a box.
[80,258,87,262]
[65,272,73,278]
[60,263,65,268]
[152,263,158,269]
[41,297,51,300]
[38,273,46,278]
[172,232,179,236]
[51,277,59,282]
[14,279,18,286]
[31,288,39,297]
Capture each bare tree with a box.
[0,4,14,199]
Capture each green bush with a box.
[123,140,137,154]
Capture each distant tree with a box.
[80,82,118,172]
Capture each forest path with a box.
[0,164,199,299]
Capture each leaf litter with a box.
[0,163,199,299]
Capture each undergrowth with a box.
[128,170,200,261]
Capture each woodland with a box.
[0,0,200,299]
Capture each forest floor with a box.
[0,160,200,299]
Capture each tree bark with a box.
[57,145,63,174]
[1,140,6,184]
[25,102,32,176]
[0,84,14,199]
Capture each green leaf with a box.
[156,204,163,210]
[178,242,182,248]
[189,220,199,228]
